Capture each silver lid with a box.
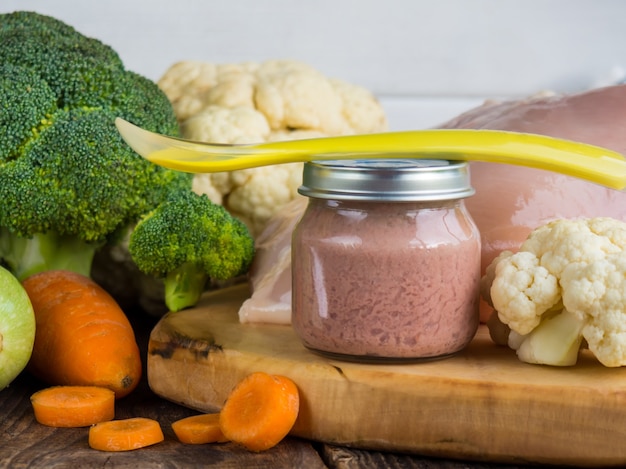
[298,159,475,201]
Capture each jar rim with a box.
[298,159,475,201]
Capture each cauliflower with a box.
[158,59,388,235]
[483,217,626,367]
[92,59,387,316]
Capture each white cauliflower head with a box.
[485,217,626,367]
[158,59,388,236]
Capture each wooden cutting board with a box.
[147,284,626,467]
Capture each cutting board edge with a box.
[146,284,626,467]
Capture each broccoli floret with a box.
[112,71,179,136]
[0,10,84,37]
[0,11,192,280]
[1,25,123,108]
[128,190,255,312]
[0,64,57,161]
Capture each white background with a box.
[3,0,625,129]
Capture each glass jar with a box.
[292,159,481,363]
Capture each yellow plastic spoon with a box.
[115,117,626,191]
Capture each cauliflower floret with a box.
[157,61,220,122]
[491,251,560,335]
[254,60,348,134]
[204,69,256,109]
[192,172,228,206]
[159,61,259,122]
[181,106,271,145]
[480,249,513,309]
[158,59,388,236]
[226,163,304,232]
[484,217,626,367]
[329,78,388,134]
[522,218,626,275]
[560,253,626,366]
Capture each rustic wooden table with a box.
[0,308,550,468]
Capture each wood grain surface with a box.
[148,284,626,468]
[0,369,529,469]
[0,291,532,469]
[0,373,325,468]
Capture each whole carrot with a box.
[22,270,142,398]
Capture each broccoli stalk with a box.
[0,12,192,281]
[164,263,212,313]
[129,190,255,312]
[0,230,100,281]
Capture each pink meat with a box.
[443,84,626,320]
[441,85,626,273]
[241,85,626,324]
[440,86,626,152]
[238,196,307,324]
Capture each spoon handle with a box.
[115,118,626,191]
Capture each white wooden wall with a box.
[2,0,626,129]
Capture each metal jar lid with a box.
[298,159,475,201]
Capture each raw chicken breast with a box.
[444,84,626,320]
[242,84,626,324]
[441,84,626,277]
[238,196,308,324]
[441,86,626,152]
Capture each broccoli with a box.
[128,190,255,312]
[0,11,191,280]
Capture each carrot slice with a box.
[219,372,299,452]
[89,417,164,451]
[172,413,229,444]
[30,385,115,428]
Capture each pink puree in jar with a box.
[292,160,481,362]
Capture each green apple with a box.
[0,265,35,390]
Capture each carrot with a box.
[30,385,115,428]
[172,413,229,444]
[219,371,300,452]
[89,417,164,451]
[22,270,142,399]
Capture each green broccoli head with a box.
[129,190,255,312]
[0,107,187,241]
[0,11,191,280]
